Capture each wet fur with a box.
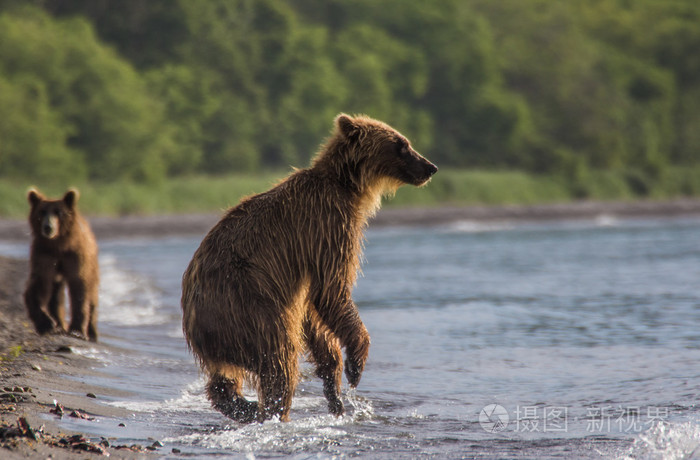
[181,114,437,422]
[24,188,100,341]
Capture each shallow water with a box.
[3,216,700,458]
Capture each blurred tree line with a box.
[0,0,698,188]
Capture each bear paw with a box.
[344,358,363,388]
[216,398,259,424]
[67,329,89,341]
[328,396,345,416]
[34,318,58,336]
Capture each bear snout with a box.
[409,158,438,186]
[41,216,59,238]
[425,161,438,177]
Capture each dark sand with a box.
[2,199,700,457]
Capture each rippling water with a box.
[3,216,700,458]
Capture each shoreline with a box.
[0,256,160,458]
[1,198,700,242]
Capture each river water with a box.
[2,215,700,459]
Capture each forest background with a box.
[0,0,699,216]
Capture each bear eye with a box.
[395,140,409,157]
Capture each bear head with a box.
[27,188,80,240]
[319,114,437,194]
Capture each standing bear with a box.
[24,188,100,341]
[181,114,437,422]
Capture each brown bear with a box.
[24,188,100,341]
[181,114,437,422]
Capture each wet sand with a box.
[2,199,700,457]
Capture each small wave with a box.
[98,254,170,326]
[596,214,619,227]
[446,220,512,234]
[165,325,185,339]
[0,241,29,259]
[107,377,210,413]
[108,378,340,416]
[617,421,700,460]
[70,346,111,364]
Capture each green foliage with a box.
[0,0,698,199]
[0,5,172,183]
[0,74,82,183]
[390,170,571,207]
[2,167,700,219]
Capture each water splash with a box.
[167,411,351,454]
[618,421,700,460]
[346,387,374,421]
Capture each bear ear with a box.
[63,188,79,209]
[27,188,44,208]
[336,114,360,139]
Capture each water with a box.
[2,216,700,458]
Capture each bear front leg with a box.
[47,280,67,332]
[24,274,58,335]
[67,278,90,339]
[341,313,370,388]
[86,284,99,342]
[312,282,370,388]
[206,373,258,424]
[304,312,344,416]
[87,301,98,342]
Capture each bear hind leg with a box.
[258,362,297,423]
[304,313,344,416]
[206,372,258,424]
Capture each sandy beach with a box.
[2,199,700,457]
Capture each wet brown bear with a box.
[181,114,437,422]
[24,188,100,341]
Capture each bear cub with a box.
[24,188,100,341]
[182,114,437,423]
